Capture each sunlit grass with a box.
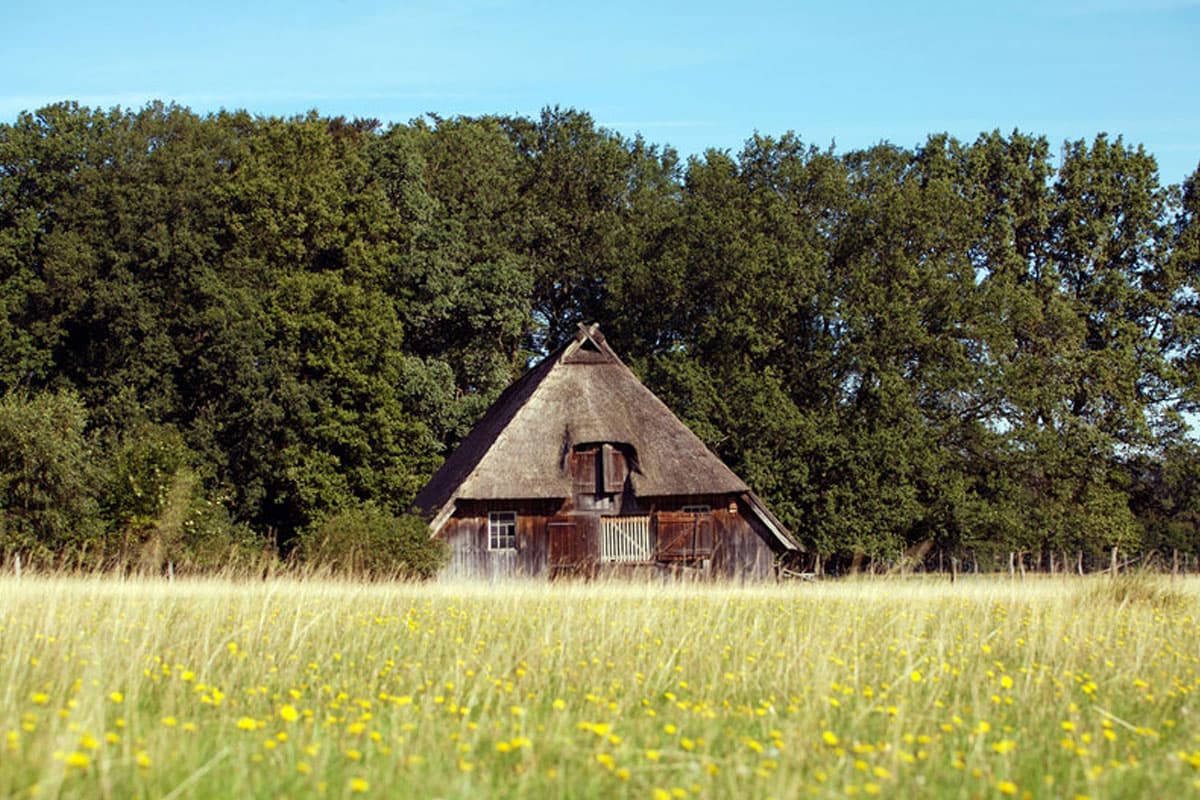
[2,574,1199,798]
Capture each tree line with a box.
[0,101,1197,574]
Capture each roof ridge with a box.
[412,325,798,550]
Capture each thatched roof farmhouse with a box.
[414,324,800,579]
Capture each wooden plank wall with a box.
[647,494,777,581]
[438,494,780,582]
[440,499,560,580]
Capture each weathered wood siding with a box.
[439,499,559,579]
[436,493,780,582]
[642,495,778,581]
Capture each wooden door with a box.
[655,511,715,561]
[548,517,596,578]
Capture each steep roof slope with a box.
[414,325,798,550]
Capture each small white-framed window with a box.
[681,504,711,514]
[488,511,517,550]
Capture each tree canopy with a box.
[1,101,1197,571]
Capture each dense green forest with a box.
[1,101,1198,574]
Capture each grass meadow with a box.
[1,574,1199,799]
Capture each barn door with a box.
[655,514,694,561]
[655,511,715,561]
[548,517,595,578]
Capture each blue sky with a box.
[3,0,1198,183]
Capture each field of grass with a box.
[2,574,1199,799]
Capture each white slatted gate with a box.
[600,516,652,563]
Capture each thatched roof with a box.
[414,324,798,550]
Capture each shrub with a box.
[299,506,446,579]
[0,390,105,563]
[99,423,267,574]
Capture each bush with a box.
[98,423,267,574]
[299,506,446,579]
[0,390,105,563]
[132,468,268,575]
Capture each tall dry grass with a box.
[2,574,1198,798]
